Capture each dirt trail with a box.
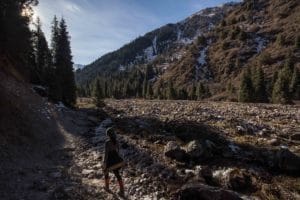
[56,112,172,200]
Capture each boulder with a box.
[174,183,242,200]
[276,149,300,174]
[236,126,246,134]
[268,138,280,146]
[212,168,254,192]
[185,140,203,159]
[185,140,216,161]
[164,141,188,162]
[228,169,253,192]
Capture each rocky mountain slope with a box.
[75,2,238,85]
[205,0,300,93]
[75,0,300,100]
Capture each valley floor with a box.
[1,98,300,200]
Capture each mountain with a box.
[202,0,300,95]
[75,2,238,85]
[76,0,300,101]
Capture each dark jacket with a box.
[103,140,124,171]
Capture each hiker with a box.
[103,127,125,196]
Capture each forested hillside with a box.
[75,2,238,99]
[76,0,300,104]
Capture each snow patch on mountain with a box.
[144,46,157,62]
[197,47,209,66]
[180,38,193,45]
[255,36,267,53]
[177,28,182,41]
[195,40,213,81]
[208,22,215,31]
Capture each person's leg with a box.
[113,169,124,195]
[104,171,109,190]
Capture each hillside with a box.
[75,0,300,102]
[206,0,300,93]
[75,3,238,85]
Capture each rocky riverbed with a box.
[2,98,299,200]
[101,99,300,199]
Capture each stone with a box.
[82,169,94,177]
[258,128,270,136]
[164,141,188,162]
[268,138,280,146]
[227,169,253,192]
[276,149,300,174]
[236,126,246,134]
[290,133,300,141]
[212,168,254,192]
[185,140,203,159]
[174,183,242,200]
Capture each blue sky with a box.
[33,0,240,65]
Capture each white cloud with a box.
[62,1,82,13]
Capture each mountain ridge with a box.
[75,2,239,85]
[76,0,299,102]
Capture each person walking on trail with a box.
[103,127,125,196]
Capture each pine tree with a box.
[197,82,206,100]
[104,81,108,98]
[49,16,62,101]
[146,82,153,99]
[142,77,148,98]
[32,17,52,85]
[290,67,300,100]
[276,34,285,46]
[271,71,278,90]
[227,80,235,95]
[272,66,292,104]
[123,81,130,98]
[253,66,268,103]
[0,0,38,76]
[167,81,176,100]
[56,18,76,106]
[177,88,188,100]
[155,79,163,99]
[205,85,211,98]
[190,84,197,100]
[51,16,59,64]
[285,53,295,71]
[93,79,104,107]
[239,69,254,102]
